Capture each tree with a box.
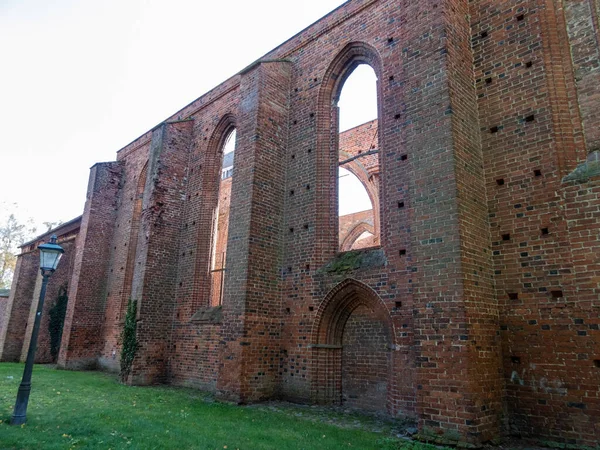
[0,213,36,289]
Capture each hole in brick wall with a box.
[179,282,183,287]
[401,154,408,161]
[294,88,299,92]
[291,154,296,159]
[394,113,401,120]
[502,233,511,241]
[594,360,600,368]
[485,77,492,84]
[534,169,542,177]
[551,290,563,298]
[309,113,315,118]
[389,75,394,81]
[293,120,297,125]
[289,227,294,233]
[306,184,310,190]
[508,292,519,300]
[516,14,525,21]
[287,266,292,273]
[399,249,406,256]
[305,264,310,271]
[496,178,505,186]
[511,356,521,364]
[309,306,314,311]
[303,223,309,230]
[308,148,312,153]
[525,61,533,68]
[387,37,394,43]
[480,30,488,38]
[490,126,499,133]
[525,114,535,122]
[290,189,295,196]
[286,307,291,314]
[398,201,405,208]
[395,301,402,308]
[192,221,196,225]
[195,345,198,350]
[541,227,549,235]
[314,78,318,82]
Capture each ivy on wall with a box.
[120,299,138,382]
[48,283,69,361]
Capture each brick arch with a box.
[310,279,396,411]
[340,221,374,252]
[315,42,383,262]
[192,114,238,310]
[312,278,395,346]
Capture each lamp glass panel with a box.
[40,250,62,271]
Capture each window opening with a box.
[210,128,236,306]
[337,64,379,251]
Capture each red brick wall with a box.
[58,163,122,369]
[8,0,597,446]
[0,221,79,364]
[341,304,391,412]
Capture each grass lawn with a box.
[0,363,439,450]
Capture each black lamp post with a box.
[11,234,64,426]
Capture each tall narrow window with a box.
[337,64,379,251]
[210,128,236,306]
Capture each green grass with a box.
[0,363,439,450]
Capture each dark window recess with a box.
[398,201,405,208]
[508,292,519,300]
[502,234,511,241]
[485,77,492,84]
[480,30,488,38]
[525,114,535,122]
[394,113,401,120]
[534,169,542,177]
[308,306,314,312]
[399,249,407,256]
[496,178,505,186]
[401,154,408,161]
[490,126,499,133]
[516,14,525,21]
[387,37,394,43]
[395,301,402,308]
[525,61,533,68]
[551,290,563,298]
[541,227,549,235]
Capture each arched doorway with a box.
[311,279,394,414]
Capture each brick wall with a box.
[4,0,599,446]
[0,219,80,363]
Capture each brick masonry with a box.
[2,0,600,446]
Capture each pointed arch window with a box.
[210,128,236,306]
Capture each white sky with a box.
[0,0,376,237]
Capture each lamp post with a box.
[11,234,64,426]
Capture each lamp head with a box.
[38,235,64,274]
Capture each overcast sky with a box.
[0,0,377,236]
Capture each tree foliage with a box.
[0,212,36,289]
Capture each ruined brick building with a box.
[1,0,600,446]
